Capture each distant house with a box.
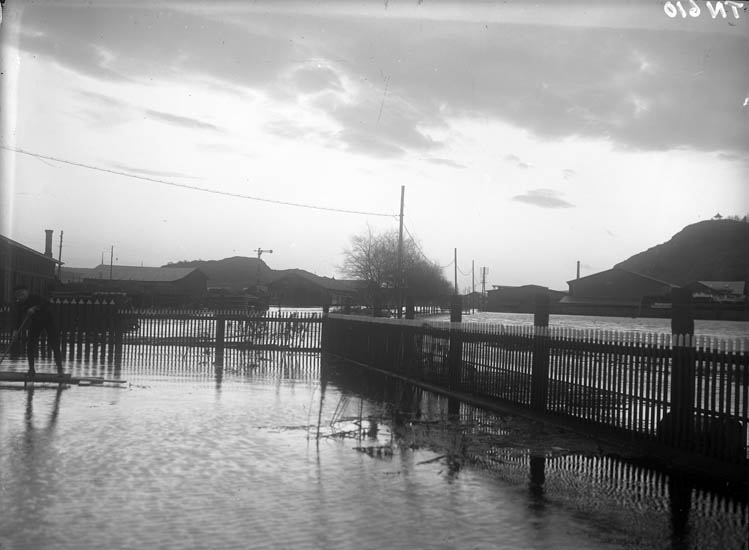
[560,267,676,315]
[268,269,359,307]
[462,291,485,310]
[486,285,565,313]
[60,265,207,306]
[0,231,59,303]
[688,281,746,303]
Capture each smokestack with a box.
[44,229,53,257]
[576,260,580,279]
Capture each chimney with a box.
[576,260,580,279]
[44,229,54,257]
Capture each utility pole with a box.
[255,248,273,292]
[453,248,458,295]
[109,245,114,280]
[397,185,405,318]
[481,266,488,310]
[471,260,475,313]
[472,260,475,294]
[57,230,63,277]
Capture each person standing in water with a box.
[12,285,64,377]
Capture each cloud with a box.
[106,161,201,180]
[288,64,343,95]
[717,152,748,163]
[73,90,139,127]
[512,189,574,209]
[73,89,224,134]
[199,142,237,155]
[426,158,466,169]
[323,91,442,157]
[76,90,130,109]
[17,5,300,88]
[337,128,406,158]
[15,4,749,156]
[20,27,133,82]
[504,154,532,169]
[143,109,223,133]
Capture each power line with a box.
[402,219,453,269]
[457,264,472,277]
[1,144,396,218]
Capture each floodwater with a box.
[1,352,748,550]
[431,311,749,340]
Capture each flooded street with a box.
[1,353,747,550]
[432,312,749,340]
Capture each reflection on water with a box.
[0,354,747,550]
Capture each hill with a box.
[614,220,749,286]
[164,256,274,291]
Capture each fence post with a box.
[531,293,550,411]
[668,287,695,450]
[448,295,463,390]
[321,308,330,353]
[215,315,225,367]
[405,297,415,320]
[113,307,124,368]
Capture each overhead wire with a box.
[402,219,453,269]
[5,145,480,279]
[0,144,397,218]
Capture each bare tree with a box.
[342,226,450,310]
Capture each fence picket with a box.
[324,313,749,466]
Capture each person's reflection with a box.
[214,365,223,396]
[528,455,547,512]
[668,474,692,550]
[11,384,65,541]
[25,383,64,435]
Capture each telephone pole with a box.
[255,248,273,291]
[453,248,458,295]
[481,266,488,310]
[397,185,405,318]
[57,230,64,276]
[472,260,475,293]
[471,260,475,312]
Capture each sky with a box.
[0,0,747,292]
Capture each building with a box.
[462,291,485,311]
[688,281,746,303]
[60,265,207,307]
[0,230,60,303]
[560,267,676,316]
[486,285,565,313]
[268,269,359,307]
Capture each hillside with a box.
[614,220,749,286]
[164,256,275,291]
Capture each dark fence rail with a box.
[1,302,323,367]
[322,314,749,468]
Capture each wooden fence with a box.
[1,300,121,364]
[119,308,322,366]
[0,301,323,367]
[322,314,749,467]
